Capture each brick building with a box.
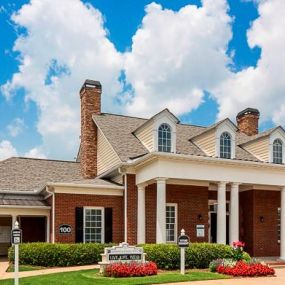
[0,79,285,259]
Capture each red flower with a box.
[105,262,158,278]
[233,241,245,248]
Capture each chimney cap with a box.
[236,108,260,119]
[80,79,101,93]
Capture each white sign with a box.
[196,225,205,237]
[99,242,146,273]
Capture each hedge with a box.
[9,243,110,267]
[9,242,250,269]
[141,243,250,269]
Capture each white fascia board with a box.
[47,182,124,190]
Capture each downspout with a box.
[46,186,55,244]
[124,174,128,243]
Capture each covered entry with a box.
[0,206,50,255]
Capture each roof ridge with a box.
[97,112,148,120]
[7,157,78,164]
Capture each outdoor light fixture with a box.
[259,216,265,223]
[197,214,203,221]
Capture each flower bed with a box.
[105,262,158,278]
[217,260,275,277]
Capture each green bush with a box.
[8,243,110,267]
[142,243,250,270]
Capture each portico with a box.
[133,152,285,258]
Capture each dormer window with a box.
[273,139,283,164]
[220,132,231,159]
[158,123,171,152]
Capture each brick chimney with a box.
[236,108,260,136]
[80,79,101,179]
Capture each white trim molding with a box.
[166,203,178,243]
[269,129,285,164]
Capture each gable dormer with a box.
[192,119,237,159]
[241,126,285,164]
[134,109,179,153]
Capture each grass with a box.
[1,269,228,285]
[7,264,46,272]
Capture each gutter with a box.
[46,182,124,189]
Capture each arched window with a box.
[158,123,171,152]
[273,139,283,164]
[220,132,231,159]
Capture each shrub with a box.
[105,262,157,277]
[142,243,249,270]
[8,243,110,267]
[217,260,275,277]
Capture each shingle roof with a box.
[0,193,48,207]
[93,113,262,163]
[0,157,118,193]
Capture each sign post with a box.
[11,221,22,285]
[178,229,190,275]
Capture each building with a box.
[0,79,285,259]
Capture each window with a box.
[84,207,104,243]
[166,204,177,242]
[158,123,171,152]
[220,132,232,159]
[273,139,283,164]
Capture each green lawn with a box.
[1,269,228,285]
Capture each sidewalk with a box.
[0,262,99,280]
[0,257,9,279]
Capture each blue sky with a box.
[0,0,284,160]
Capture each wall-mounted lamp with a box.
[197,214,203,221]
[259,216,265,223]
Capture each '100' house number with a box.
[59,224,72,234]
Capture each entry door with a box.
[209,205,230,244]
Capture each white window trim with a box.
[153,114,177,153]
[166,203,178,243]
[269,130,285,164]
[215,122,236,159]
[83,206,105,244]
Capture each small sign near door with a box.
[196,225,205,237]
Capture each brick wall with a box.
[54,193,124,243]
[145,183,209,243]
[240,190,280,257]
[126,174,137,244]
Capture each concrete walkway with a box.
[166,269,285,285]
[0,257,9,279]
[0,262,100,280]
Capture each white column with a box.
[137,184,146,244]
[12,215,17,228]
[281,187,285,260]
[230,183,239,245]
[156,178,167,243]
[217,181,227,244]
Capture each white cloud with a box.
[124,0,232,117]
[1,0,123,159]
[7,118,26,137]
[24,147,46,159]
[214,0,285,125]
[0,140,18,160]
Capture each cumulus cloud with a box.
[24,147,46,159]
[0,140,17,160]
[7,118,26,137]
[1,0,123,159]
[124,0,232,117]
[214,0,285,125]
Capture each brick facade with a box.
[126,174,137,244]
[145,183,209,243]
[54,193,124,243]
[80,81,101,179]
[240,190,280,256]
